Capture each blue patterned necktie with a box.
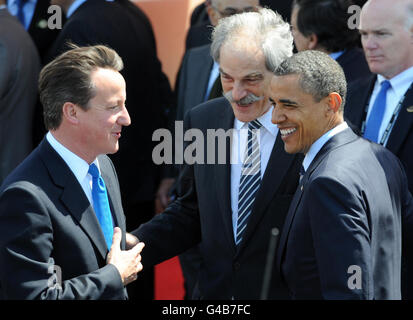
[88,163,114,250]
[236,120,262,246]
[363,80,391,143]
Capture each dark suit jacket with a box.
[345,76,413,298]
[336,47,371,86]
[276,128,413,299]
[28,0,65,64]
[345,75,413,194]
[135,97,303,299]
[0,139,127,299]
[0,9,40,184]
[176,44,214,121]
[47,0,174,207]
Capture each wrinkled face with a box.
[270,74,332,154]
[290,5,311,52]
[77,68,130,160]
[219,39,273,122]
[359,0,413,79]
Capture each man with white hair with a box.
[133,8,303,299]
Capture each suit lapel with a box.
[40,140,109,260]
[237,134,297,254]
[346,76,376,129]
[276,128,358,272]
[213,101,236,253]
[386,86,413,155]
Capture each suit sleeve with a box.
[307,176,372,299]
[133,110,202,267]
[0,184,124,300]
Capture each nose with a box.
[362,34,377,50]
[118,105,131,126]
[271,104,286,125]
[231,81,247,102]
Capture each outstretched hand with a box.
[106,227,145,286]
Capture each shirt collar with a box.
[302,122,349,171]
[329,50,345,61]
[234,105,278,137]
[377,65,413,98]
[46,132,99,183]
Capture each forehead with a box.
[270,74,300,95]
[217,0,259,9]
[360,1,406,31]
[219,38,267,75]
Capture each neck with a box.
[50,128,95,164]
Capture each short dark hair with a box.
[274,50,347,111]
[39,44,124,130]
[293,0,361,52]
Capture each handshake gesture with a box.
[106,227,145,286]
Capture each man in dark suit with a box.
[133,8,302,299]
[48,0,174,299]
[344,0,413,298]
[270,50,413,299]
[290,0,371,86]
[0,45,144,299]
[7,0,64,63]
[0,3,40,185]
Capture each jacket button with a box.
[234,262,241,270]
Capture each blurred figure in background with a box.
[0,1,40,185]
[290,0,371,85]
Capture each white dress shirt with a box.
[46,132,99,206]
[366,66,413,146]
[230,106,279,239]
[302,122,349,172]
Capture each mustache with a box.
[223,90,264,106]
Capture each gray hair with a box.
[39,44,123,130]
[210,7,293,72]
[274,50,347,111]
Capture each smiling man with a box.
[271,50,413,299]
[0,45,145,300]
[133,8,303,299]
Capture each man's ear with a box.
[307,33,318,50]
[326,92,342,114]
[62,102,80,125]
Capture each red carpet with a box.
[154,256,185,300]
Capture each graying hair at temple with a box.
[210,7,293,72]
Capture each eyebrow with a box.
[219,68,263,79]
[279,99,299,105]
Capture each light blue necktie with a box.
[364,80,391,143]
[15,0,27,27]
[236,120,262,246]
[89,163,114,250]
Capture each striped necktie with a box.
[236,120,262,246]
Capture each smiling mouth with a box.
[280,127,297,138]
